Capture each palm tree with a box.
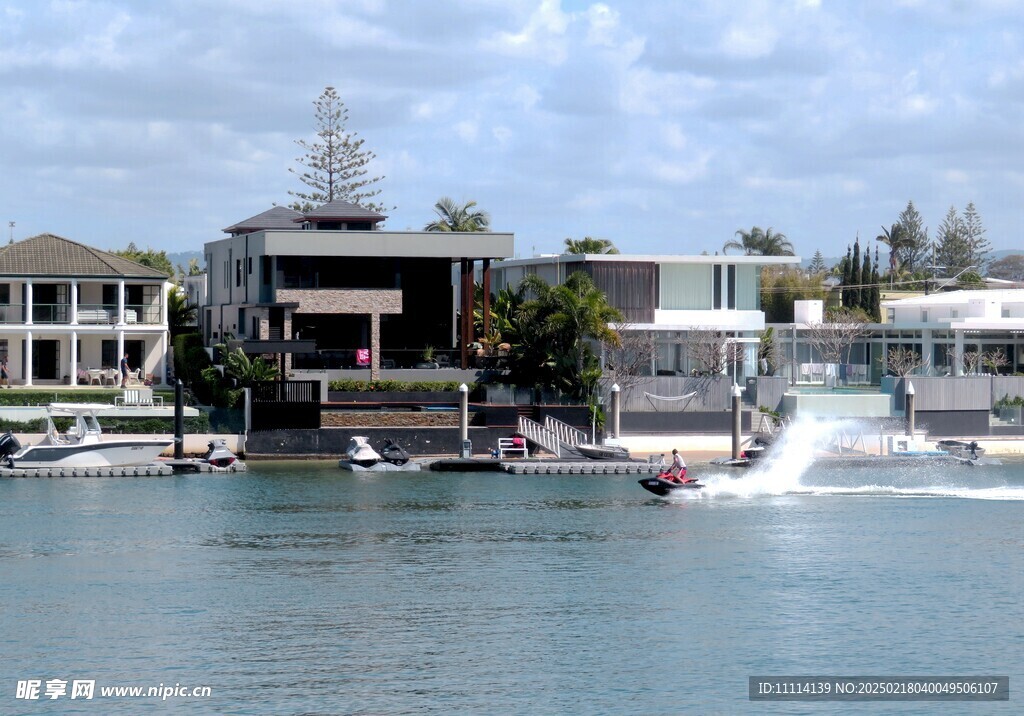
[167,286,197,338]
[563,236,620,254]
[512,272,622,399]
[723,226,794,256]
[876,223,913,282]
[424,197,490,232]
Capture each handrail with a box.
[543,415,588,447]
[517,416,561,457]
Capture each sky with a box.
[2,0,1024,261]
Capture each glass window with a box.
[660,265,712,309]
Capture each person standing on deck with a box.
[119,353,130,388]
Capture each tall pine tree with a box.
[288,86,391,213]
[962,202,990,271]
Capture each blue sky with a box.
[2,0,1023,260]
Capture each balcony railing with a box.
[0,303,163,325]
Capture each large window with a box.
[660,265,712,310]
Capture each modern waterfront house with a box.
[0,234,171,386]
[769,289,1024,384]
[488,253,802,382]
[203,201,514,378]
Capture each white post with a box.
[117,330,125,378]
[70,330,78,386]
[70,280,78,325]
[24,330,33,386]
[610,383,621,440]
[117,279,126,325]
[458,383,469,454]
[732,382,743,460]
[905,380,916,437]
[159,332,167,385]
[24,280,33,326]
[161,282,169,326]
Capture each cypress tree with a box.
[841,245,852,308]
[871,246,882,321]
[860,246,872,314]
[850,238,862,311]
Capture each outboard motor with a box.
[203,439,238,468]
[0,431,21,458]
[380,438,411,466]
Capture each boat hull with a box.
[12,439,174,468]
[576,444,631,460]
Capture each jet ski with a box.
[638,471,704,496]
[380,438,411,466]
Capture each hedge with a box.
[0,390,174,407]
[0,413,210,434]
[328,379,477,393]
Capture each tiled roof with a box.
[300,199,386,222]
[222,206,304,233]
[0,234,169,278]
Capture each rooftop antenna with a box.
[7,221,13,244]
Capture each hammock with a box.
[643,391,698,412]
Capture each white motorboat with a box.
[0,403,175,468]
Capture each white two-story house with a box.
[0,234,171,386]
[490,253,801,382]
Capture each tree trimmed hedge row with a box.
[328,379,477,393]
[0,390,174,407]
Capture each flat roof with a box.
[882,289,1024,306]
[207,229,514,261]
[494,253,802,268]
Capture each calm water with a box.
[1,426,1023,714]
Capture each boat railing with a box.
[542,416,588,447]
[517,416,562,457]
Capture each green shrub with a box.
[328,379,474,393]
[994,394,1024,409]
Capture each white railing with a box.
[543,415,588,447]
[517,416,561,457]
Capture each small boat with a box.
[638,473,704,496]
[0,403,174,468]
[576,443,631,460]
[338,436,382,469]
[936,440,985,460]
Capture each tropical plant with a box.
[563,236,619,254]
[167,286,197,338]
[723,226,794,256]
[509,271,622,399]
[217,346,280,387]
[288,86,389,213]
[425,197,490,232]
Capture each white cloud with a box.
[455,120,479,143]
[493,0,571,64]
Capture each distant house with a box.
[769,289,1024,383]
[0,234,171,386]
[203,201,514,377]
[490,253,801,381]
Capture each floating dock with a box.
[501,460,662,475]
[1,460,248,477]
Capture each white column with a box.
[25,280,33,326]
[117,280,126,325]
[70,330,78,386]
[117,330,125,371]
[954,329,964,376]
[24,331,32,386]
[161,282,169,326]
[70,280,78,325]
[158,332,167,385]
